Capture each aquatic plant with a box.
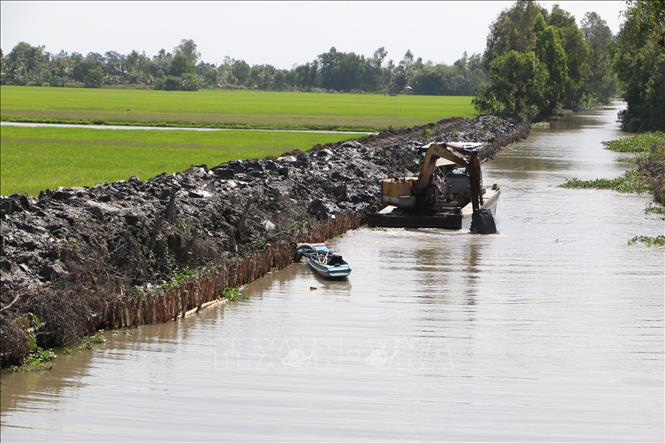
[19,314,57,371]
[629,235,665,247]
[222,288,246,302]
[645,204,665,216]
[78,331,106,350]
[603,132,665,152]
[560,170,651,193]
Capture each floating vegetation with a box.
[11,314,57,371]
[614,155,641,163]
[645,204,665,216]
[222,288,247,302]
[560,170,651,193]
[78,331,106,350]
[603,132,665,153]
[21,348,56,371]
[629,235,665,247]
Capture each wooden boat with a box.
[296,243,352,279]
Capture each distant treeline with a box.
[0,39,485,96]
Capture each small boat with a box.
[296,243,352,279]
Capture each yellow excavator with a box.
[367,142,499,234]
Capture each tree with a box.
[4,42,49,85]
[317,47,368,92]
[292,61,318,90]
[169,52,190,76]
[231,60,250,85]
[411,67,446,95]
[483,1,546,69]
[400,50,414,71]
[83,66,104,87]
[0,49,5,84]
[388,65,408,94]
[474,50,546,121]
[104,51,125,85]
[581,12,617,104]
[534,13,569,116]
[613,0,665,131]
[197,62,218,88]
[174,39,200,66]
[547,5,590,109]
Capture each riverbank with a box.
[0,115,529,367]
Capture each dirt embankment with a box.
[0,116,528,366]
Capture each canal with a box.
[1,102,663,441]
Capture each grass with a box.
[0,126,357,195]
[0,86,476,131]
[603,132,665,152]
[560,170,651,193]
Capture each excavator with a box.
[366,142,498,234]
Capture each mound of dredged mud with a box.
[0,116,528,365]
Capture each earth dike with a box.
[0,116,529,366]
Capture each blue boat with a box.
[296,243,352,279]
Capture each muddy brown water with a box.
[1,103,663,441]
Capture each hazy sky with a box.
[1,1,625,68]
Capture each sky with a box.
[1,1,626,68]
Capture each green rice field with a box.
[0,126,357,195]
[0,86,476,195]
[1,86,476,131]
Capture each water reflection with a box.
[463,239,481,307]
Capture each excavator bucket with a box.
[468,152,497,234]
[470,208,497,234]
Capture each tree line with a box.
[0,39,485,96]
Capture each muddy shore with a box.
[0,116,528,366]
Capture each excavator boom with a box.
[413,143,468,194]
